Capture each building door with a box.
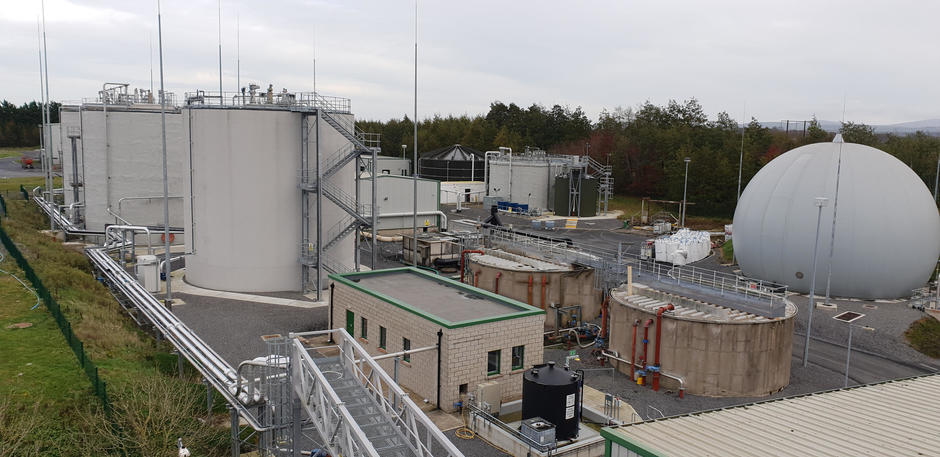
[346,310,354,335]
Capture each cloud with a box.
[1,0,939,125]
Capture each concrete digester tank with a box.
[59,88,186,232]
[608,283,796,397]
[183,91,356,292]
[464,249,601,330]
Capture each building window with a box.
[401,170,408,176]
[379,326,387,349]
[403,338,411,362]
[512,345,524,370]
[487,350,501,376]
[360,317,368,340]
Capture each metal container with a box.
[522,362,582,441]
[183,106,356,292]
[520,417,556,446]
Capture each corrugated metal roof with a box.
[603,375,940,456]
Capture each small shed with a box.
[418,144,485,181]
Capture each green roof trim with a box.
[329,267,544,329]
[600,426,664,457]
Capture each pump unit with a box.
[476,381,501,415]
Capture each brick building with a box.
[330,267,544,412]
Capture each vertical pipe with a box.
[527,274,533,306]
[41,2,53,225]
[229,406,239,457]
[436,329,443,409]
[301,115,310,287]
[824,144,844,307]
[372,142,378,269]
[541,275,547,309]
[158,0,172,305]
[652,304,674,391]
[315,114,322,300]
[411,0,418,266]
[802,197,828,367]
[630,320,638,380]
[737,103,745,201]
[217,0,223,104]
[933,152,940,204]
[36,19,45,201]
[494,272,501,294]
[844,324,853,388]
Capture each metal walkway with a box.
[32,195,463,457]
[291,329,463,457]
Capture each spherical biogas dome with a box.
[733,140,940,299]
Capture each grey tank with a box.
[733,141,940,299]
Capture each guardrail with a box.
[467,402,555,453]
[486,227,789,315]
[290,328,465,457]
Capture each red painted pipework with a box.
[474,271,480,287]
[631,319,640,380]
[600,294,610,339]
[641,319,653,369]
[460,250,485,284]
[540,275,547,309]
[652,303,675,391]
[527,275,534,306]
[495,272,502,294]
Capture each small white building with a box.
[440,181,485,204]
[361,156,411,177]
[359,174,442,231]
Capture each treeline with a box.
[362,98,939,217]
[0,100,60,147]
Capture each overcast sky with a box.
[2,0,939,125]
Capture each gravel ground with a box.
[171,292,327,365]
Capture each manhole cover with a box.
[6,322,33,329]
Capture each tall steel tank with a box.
[183,99,356,292]
[522,361,582,441]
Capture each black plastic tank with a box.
[521,361,582,441]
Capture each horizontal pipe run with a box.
[364,344,437,362]
[602,350,685,398]
[379,210,449,230]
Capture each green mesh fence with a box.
[0,222,110,413]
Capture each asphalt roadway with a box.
[0,154,43,179]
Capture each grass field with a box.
[906,316,940,358]
[0,189,232,456]
[0,146,36,160]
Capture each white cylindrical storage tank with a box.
[183,104,356,292]
[733,141,940,299]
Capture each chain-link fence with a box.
[0,210,111,413]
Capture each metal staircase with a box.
[298,94,382,286]
[291,329,464,457]
[587,156,613,214]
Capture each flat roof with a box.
[601,374,940,456]
[330,267,543,329]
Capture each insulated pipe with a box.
[631,319,639,380]
[495,272,502,294]
[527,275,533,306]
[459,249,484,283]
[652,303,675,392]
[104,225,153,254]
[484,150,499,197]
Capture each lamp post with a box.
[681,157,691,228]
[802,197,829,367]
[401,144,407,160]
[832,311,871,388]
[933,152,939,204]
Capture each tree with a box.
[839,121,878,145]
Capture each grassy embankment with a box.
[0,178,231,456]
[906,316,940,359]
[0,147,35,160]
